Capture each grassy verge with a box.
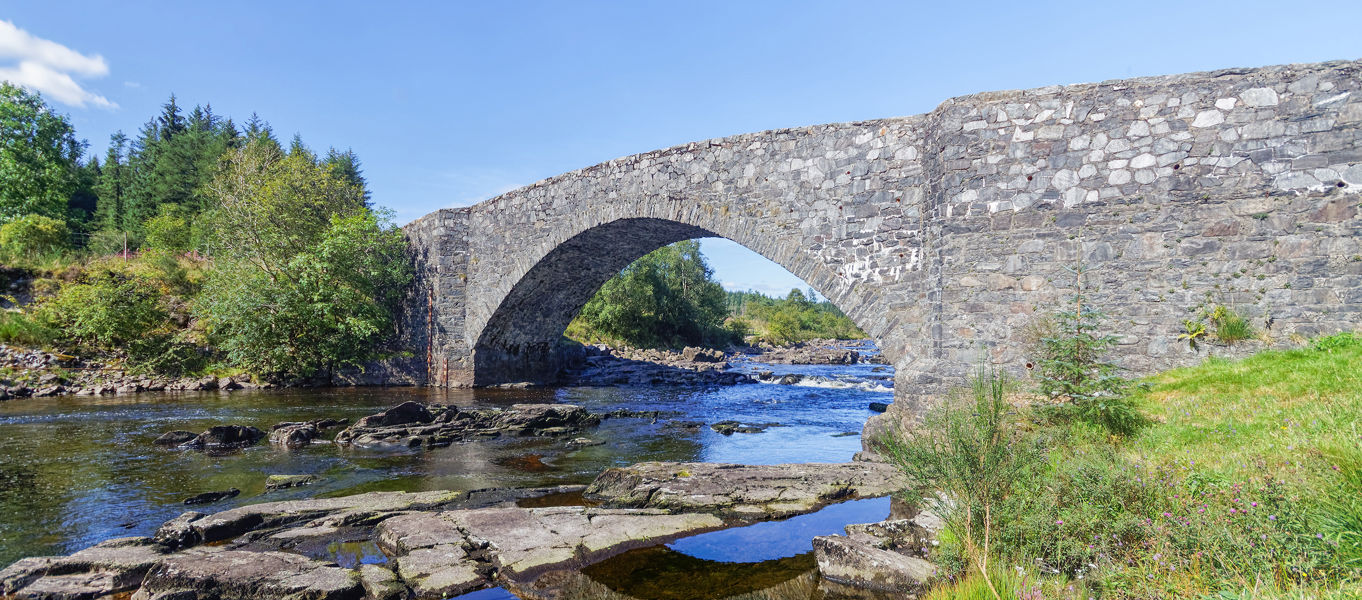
[901,333,1362,599]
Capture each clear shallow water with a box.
[0,357,894,572]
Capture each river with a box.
[0,347,897,598]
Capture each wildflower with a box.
[1056,519,1064,525]
[1269,515,1277,521]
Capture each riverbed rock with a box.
[355,401,433,428]
[335,403,600,448]
[0,537,170,598]
[584,461,905,518]
[376,506,724,582]
[183,489,240,505]
[709,420,771,435]
[131,548,363,600]
[813,534,935,592]
[154,431,199,447]
[264,474,319,491]
[357,564,406,600]
[180,425,266,450]
[269,423,320,448]
[680,346,724,362]
[868,402,890,413]
[759,341,862,365]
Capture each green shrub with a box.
[38,270,171,351]
[1208,305,1256,344]
[0,310,55,347]
[85,229,131,256]
[0,214,69,260]
[881,366,1037,586]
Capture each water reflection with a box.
[0,358,891,566]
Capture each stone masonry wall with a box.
[399,59,1361,406]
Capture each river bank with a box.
[0,339,886,401]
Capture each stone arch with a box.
[399,58,1362,408]
[470,216,902,385]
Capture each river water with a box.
[0,348,897,597]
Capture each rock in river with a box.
[335,403,601,449]
[154,431,199,447]
[584,461,905,518]
[178,425,266,450]
[183,489,240,506]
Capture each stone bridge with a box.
[398,59,1361,405]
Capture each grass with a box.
[908,332,1362,599]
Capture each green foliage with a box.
[1310,331,1360,353]
[1208,305,1256,344]
[724,288,864,345]
[0,214,69,260]
[0,83,84,223]
[142,204,192,253]
[196,145,410,378]
[921,568,1024,600]
[569,240,735,349]
[0,310,56,347]
[881,366,1036,588]
[38,270,169,350]
[1179,318,1207,350]
[1034,262,1144,436]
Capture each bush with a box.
[0,214,69,260]
[85,228,131,256]
[0,310,55,347]
[881,366,1037,588]
[1034,299,1144,436]
[38,270,170,351]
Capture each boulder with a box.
[868,402,890,413]
[584,461,905,518]
[681,346,725,362]
[183,489,240,505]
[181,425,266,450]
[264,474,318,491]
[155,431,199,447]
[353,401,433,428]
[269,423,319,448]
[812,535,935,592]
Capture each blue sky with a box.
[2,1,1359,298]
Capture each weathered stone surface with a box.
[391,58,1362,413]
[583,461,905,518]
[183,489,239,505]
[177,490,464,544]
[335,403,600,448]
[393,546,481,600]
[269,423,320,448]
[0,538,168,599]
[0,556,60,594]
[356,564,406,600]
[264,474,319,491]
[179,425,266,450]
[377,506,723,581]
[131,548,363,600]
[154,431,198,447]
[813,535,935,592]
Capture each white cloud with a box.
[0,20,114,108]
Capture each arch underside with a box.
[470,217,890,386]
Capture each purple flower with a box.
[1269,515,1277,521]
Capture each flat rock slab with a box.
[583,461,905,518]
[812,535,935,592]
[131,548,362,600]
[376,506,723,585]
[335,403,600,448]
[156,490,464,546]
